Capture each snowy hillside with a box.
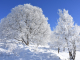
[0,40,80,60]
[0,41,61,60]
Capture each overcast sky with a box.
[0,0,80,30]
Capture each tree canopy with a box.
[0,4,51,46]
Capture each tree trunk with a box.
[22,37,29,46]
[26,40,29,45]
[26,34,29,46]
[58,47,60,53]
[69,51,74,60]
[69,45,76,60]
[73,44,76,60]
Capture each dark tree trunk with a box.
[22,37,29,46]
[69,45,76,60]
[69,51,74,60]
[58,47,60,53]
[26,34,29,45]
[26,40,29,45]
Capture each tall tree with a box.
[68,24,80,60]
[52,9,80,60]
[0,4,51,46]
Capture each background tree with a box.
[50,31,64,53]
[51,9,80,60]
[68,24,80,60]
[0,4,51,46]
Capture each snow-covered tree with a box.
[51,9,80,60]
[50,31,63,53]
[0,4,51,46]
[50,9,73,53]
[68,24,80,60]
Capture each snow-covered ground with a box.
[0,41,80,60]
[0,41,61,60]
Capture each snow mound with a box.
[0,43,61,60]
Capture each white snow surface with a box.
[0,42,80,60]
[0,42,60,60]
